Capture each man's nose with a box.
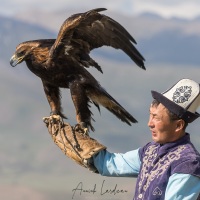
[148,118,153,127]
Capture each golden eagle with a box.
[10,8,145,132]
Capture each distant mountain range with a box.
[0,16,55,64]
[1,10,200,66]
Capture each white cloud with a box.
[131,1,200,19]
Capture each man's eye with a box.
[153,116,160,120]
[156,117,161,121]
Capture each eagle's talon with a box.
[49,114,64,127]
[83,128,89,136]
[74,123,89,136]
[43,117,49,124]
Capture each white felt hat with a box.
[151,78,200,123]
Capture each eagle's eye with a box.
[17,50,26,57]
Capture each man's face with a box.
[148,103,182,144]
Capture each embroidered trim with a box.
[136,145,186,200]
[153,187,162,196]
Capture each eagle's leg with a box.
[69,81,94,135]
[42,81,67,119]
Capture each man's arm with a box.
[44,115,141,175]
[93,148,141,177]
[165,173,200,200]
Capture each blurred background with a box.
[1,0,200,199]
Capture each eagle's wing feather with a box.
[87,85,137,125]
[49,8,145,71]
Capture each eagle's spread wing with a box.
[48,8,145,72]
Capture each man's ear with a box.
[175,119,185,132]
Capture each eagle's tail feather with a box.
[88,86,137,125]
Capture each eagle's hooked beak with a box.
[10,54,24,67]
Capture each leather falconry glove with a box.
[43,115,106,173]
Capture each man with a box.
[45,78,200,199]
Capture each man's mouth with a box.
[151,130,156,136]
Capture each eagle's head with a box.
[10,41,40,67]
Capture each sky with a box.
[1,0,200,19]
